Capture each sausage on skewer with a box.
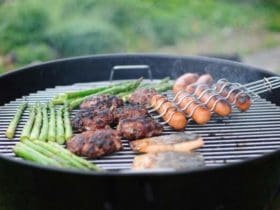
[174,91,211,125]
[173,73,199,94]
[150,94,187,130]
[215,80,251,112]
[186,74,214,93]
[191,84,232,117]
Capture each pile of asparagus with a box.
[13,140,100,171]
[19,103,72,144]
[52,77,173,108]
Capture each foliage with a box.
[0,1,48,53]
[0,0,279,72]
[47,19,124,56]
[12,44,56,64]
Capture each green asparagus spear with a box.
[64,104,73,141]
[38,104,48,141]
[48,102,56,142]
[154,81,173,92]
[33,141,89,170]
[24,140,74,168]
[20,106,36,141]
[52,81,130,104]
[14,142,61,166]
[6,102,27,139]
[56,107,65,144]
[69,78,143,109]
[48,141,100,171]
[30,103,43,140]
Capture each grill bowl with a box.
[0,54,279,210]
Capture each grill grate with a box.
[0,80,280,171]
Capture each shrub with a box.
[0,1,48,53]
[12,43,57,65]
[47,19,125,56]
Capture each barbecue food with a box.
[186,74,214,93]
[133,151,204,170]
[150,94,187,130]
[80,95,123,110]
[71,108,114,132]
[67,129,122,158]
[174,91,211,124]
[14,140,100,170]
[173,73,199,94]
[128,88,158,106]
[130,133,204,153]
[190,84,232,117]
[63,105,73,141]
[114,104,148,122]
[6,102,27,139]
[38,104,48,141]
[48,102,56,141]
[117,116,163,140]
[20,105,36,141]
[215,80,252,112]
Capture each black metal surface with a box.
[0,54,279,210]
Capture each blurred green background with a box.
[0,0,280,74]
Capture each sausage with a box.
[186,74,214,93]
[174,91,211,124]
[173,73,199,94]
[192,85,232,117]
[215,80,251,112]
[150,94,187,130]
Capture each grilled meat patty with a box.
[114,104,148,122]
[117,116,163,140]
[71,108,114,132]
[128,88,158,106]
[80,95,123,110]
[66,131,94,155]
[67,129,122,158]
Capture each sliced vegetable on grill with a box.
[130,133,204,153]
[133,151,205,170]
[64,104,73,141]
[56,107,65,144]
[20,105,36,141]
[30,103,43,140]
[48,102,56,142]
[6,102,27,139]
[38,104,48,141]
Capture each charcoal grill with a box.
[0,54,279,210]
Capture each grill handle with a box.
[109,65,153,82]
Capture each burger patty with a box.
[67,129,122,158]
[117,116,163,140]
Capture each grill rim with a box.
[0,53,280,176]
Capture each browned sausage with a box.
[150,94,187,130]
[192,85,232,117]
[215,80,251,112]
[186,74,214,93]
[173,73,199,94]
[174,91,211,125]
